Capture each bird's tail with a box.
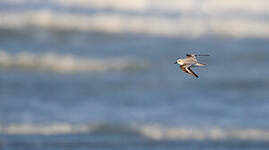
[195,63,207,66]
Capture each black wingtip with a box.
[195,54,210,56]
[186,54,191,56]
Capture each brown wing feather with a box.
[180,65,199,78]
[180,65,188,73]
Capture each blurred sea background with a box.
[0,0,269,150]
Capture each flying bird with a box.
[174,54,209,78]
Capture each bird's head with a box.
[174,59,183,65]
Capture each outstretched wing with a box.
[185,54,197,64]
[186,54,196,58]
[186,67,199,78]
[180,65,199,78]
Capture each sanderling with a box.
[174,54,209,78]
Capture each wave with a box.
[1,123,269,141]
[3,0,269,15]
[1,0,269,38]
[139,125,269,141]
[1,10,269,38]
[0,51,148,73]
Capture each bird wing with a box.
[180,65,199,78]
[186,54,197,63]
[186,54,196,59]
[180,65,189,73]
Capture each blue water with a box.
[1,1,269,149]
[0,28,269,150]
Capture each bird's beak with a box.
[174,62,177,64]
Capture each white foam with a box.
[4,0,268,15]
[0,123,92,135]
[1,123,269,141]
[0,10,269,38]
[0,51,147,73]
[139,125,269,141]
[1,0,269,38]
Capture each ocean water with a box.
[1,1,269,150]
